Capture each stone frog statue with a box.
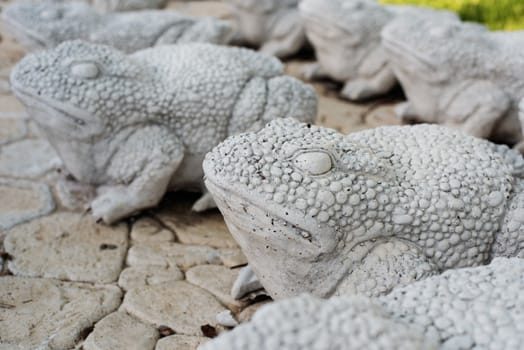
[202,258,524,350]
[299,0,459,101]
[10,41,317,224]
[382,16,524,147]
[224,0,306,58]
[204,118,524,299]
[2,0,233,52]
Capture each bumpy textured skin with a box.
[382,17,524,146]
[225,0,306,58]
[204,119,524,299]
[300,0,458,101]
[201,295,435,350]
[10,42,317,223]
[1,0,233,52]
[201,258,524,350]
[92,0,167,12]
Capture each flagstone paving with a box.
[0,1,401,349]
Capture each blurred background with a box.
[381,0,524,30]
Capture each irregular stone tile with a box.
[0,276,122,350]
[121,281,226,336]
[0,178,55,232]
[0,138,61,178]
[53,176,96,211]
[118,265,183,291]
[316,93,372,134]
[0,59,13,95]
[0,117,26,145]
[285,60,381,135]
[84,312,159,350]
[166,1,231,19]
[127,242,221,271]
[236,300,273,323]
[186,265,247,312]
[155,335,209,350]
[217,248,247,268]
[156,199,238,248]
[0,36,26,64]
[131,217,174,243]
[0,79,10,95]
[0,95,26,118]
[4,212,128,283]
[364,104,401,128]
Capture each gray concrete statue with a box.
[10,42,317,224]
[204,118,524,299]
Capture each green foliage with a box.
[380,0,524,30]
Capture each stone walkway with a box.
[0,1,401,349]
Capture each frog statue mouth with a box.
[205,178,348,298]
[205,179,324,252]
[299,0,359,40]
[10,77,107,183]
[381,36,437,73]
[10,79,105,142]
[299,1,338,28]
[205,177,385,298]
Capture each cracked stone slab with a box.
[186,265,248,312]
[118,265,184,291]
[0,95,26,119]
[84,312,159,350]
[217,248,247,268]
[0,138,61,178]
[0,178,55,232]
[0,117,26,145]
[121,280,226,336]
[0,79,10,95]
[131,217,174,243]
[166,1,231,19]
[0,276,122,350]
[364,104,401,128]
[155,335,209,350]
[156,199,238,249]
[4,212,128,283]
[127,242,221,271]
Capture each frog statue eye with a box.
[70,61,100,80]
[293,151,333,176]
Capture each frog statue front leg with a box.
[340,47,397,101]
[441,80,510,139]
[90,125,184,224]
[335,239,439,297]
[260,10,306,58]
